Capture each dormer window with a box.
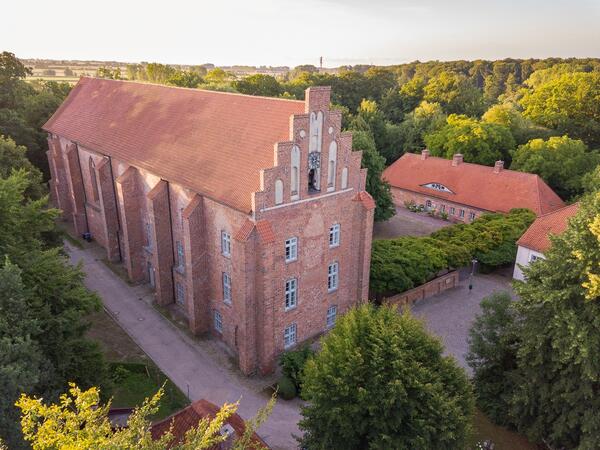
[421,182,454,194]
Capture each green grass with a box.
[108,362,189,421]
[471,409,538,450]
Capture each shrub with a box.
[279,345,314,394]
[277,375,297,400]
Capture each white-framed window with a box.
[175,282,185,306]
[441,204,446,213]
[529,253,543,263]
[326,305,337,328]
[459,209,465,219]
[221,231,231,257]
[469,212,476,221]
[214,310,223,333]
[222,272,232,304]
[285,278,297,310]
[426,200,432,209]
[449,207,456,216]
[285,237,298,262]
[176,241,184,268]
[328,262,339,292]
[329,224,340,248]
[284,323,297,349]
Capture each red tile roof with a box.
[353,191,376,210]
[517,203,580,252]
[383,152,565,216]
[150,399,268,449]
[43,77,305,213]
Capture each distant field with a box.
[26,76,81,84]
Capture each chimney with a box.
[421,149,430,160]
[452,154,463,166]
[494,160,504,173]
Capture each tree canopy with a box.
[424,114,516,165]
[299,304,474,450]
[511,136,600,199]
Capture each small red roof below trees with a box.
[383,152,565,216]
[517,202,580,253]
[150,399,268,449]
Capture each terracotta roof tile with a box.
[234,219,255,242]
[256,220,275,243]
[150,399,268,449]
[353,191,376,210]
[383,153,565,216]
[43,77,305,213]
[517,203,579,252]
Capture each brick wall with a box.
[383,271,459,309]
[391,187,485,223]
[46,86,375,376]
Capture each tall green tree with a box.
[0,135,44,198]
[425,114,516,165]
[466,292,519,425]
[351,129,395,222]
[510,136,600,199]
[424,71,485,117]
[299,304,474,450]
[510,191,600,448]
[0,259,44,448]
[520,72,600,147]
[233,74,283,97]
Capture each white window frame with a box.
[214,310,223,333]
[285,278,298,311]
[329,224,340,248]
[326,305,337,328]
[328,262,339,292]
[459,209,465,219]
[221,231,231,257]
[285,237,298,263]
[449,207,456,216]
[175,282,185,305]
[222,272,232,304]
[441,204,446,213]
[469,212,476,221]
[284,323,297,349]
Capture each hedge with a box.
[370,208,535,297]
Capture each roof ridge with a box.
[78,76,305,104]
[537,201,580,218]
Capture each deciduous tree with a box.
[299,304,474,450]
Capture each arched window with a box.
[309,111,323,154]
[89,157,99,202]
[291,145,300,199]
[341,167,348,189]
[327,141,337,191]
[275,179,283,205]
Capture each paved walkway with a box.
[411,271,513,372]
[66,241,301,450]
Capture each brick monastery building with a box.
[44,78,375,375]
[383,150,565,222]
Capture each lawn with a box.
[86,309,190,420]
[472,408,539,450]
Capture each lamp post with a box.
[469,258,478,292]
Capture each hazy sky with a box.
[4,0,600,66]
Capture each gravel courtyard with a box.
[410,270,514,373]
[373,207,451,239]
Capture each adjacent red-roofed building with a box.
[45,78,374,374]
[383,150,565,222]
[513,203,579,280]
[150,399,268,449]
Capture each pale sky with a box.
[4,0,600,67]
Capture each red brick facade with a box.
[46,85,374,375]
